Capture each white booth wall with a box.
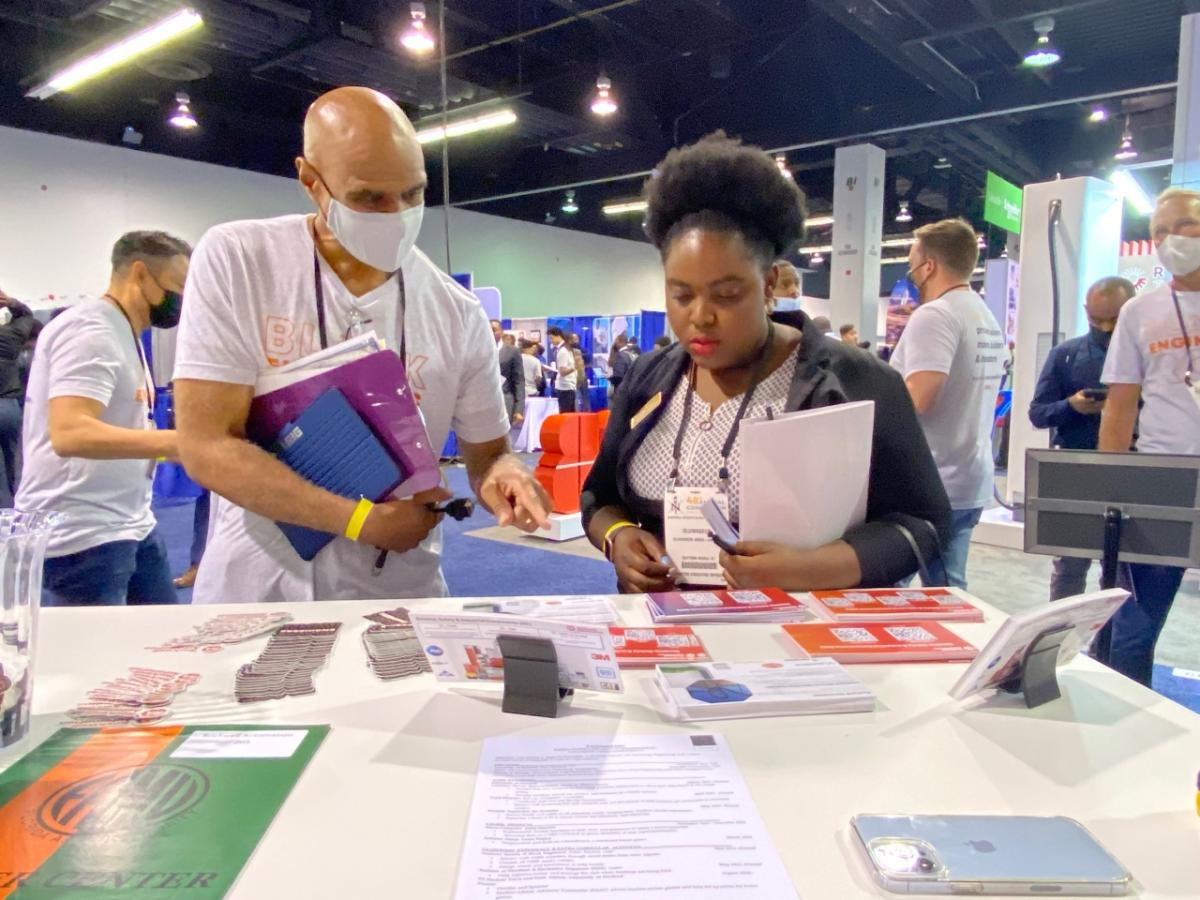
[0,125,663,324]
[0,125,310,307]
[418,207,663,320]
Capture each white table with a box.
[511,395,558,452]
[5,595,1199,899]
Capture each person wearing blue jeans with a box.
[922,507,983,589]
[14,231,191,607]
[890,219,1005,591]
[1097,188,1200,685]
[44,529,178,607]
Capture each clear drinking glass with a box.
[0,510,63,748]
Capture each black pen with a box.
[371,499,476,576]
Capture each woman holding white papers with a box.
[581,133,950,593]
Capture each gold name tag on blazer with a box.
[630,392,663,430]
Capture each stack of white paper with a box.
[739,400,874,548]
[650,658,876,721]
[253,331,382,396]
[477,595,621,625]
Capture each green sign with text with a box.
[984,170,1023,233]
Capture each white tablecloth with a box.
[512,395,558,452]
[4,593,1198,899]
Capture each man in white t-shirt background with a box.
[1098,187,1200,686]
[548,326,577,412]
[891,218,1005,589]
[17,231,189,606]
[174,87,550,604]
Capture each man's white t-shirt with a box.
[890,288,1005,510]
[1102,283,1200,455]
[16,301,156,556]
[174,214,509,603]
[553,343,577,391]
[521,353,542,397]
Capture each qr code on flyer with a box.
[885,626,936,643]
[831,627,877,643]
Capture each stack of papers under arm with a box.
[739,400,874,549]
[783,621,978,663]
[645,588,818,624]
[650,658,875,721]
[805,587,985,623]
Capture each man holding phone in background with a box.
[1028,275,1135,600]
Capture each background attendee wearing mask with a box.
[771,260,801,312]
[174,87,550,604]
[547,326,577,412]
[16,231,188,606]
[1029,276,1134,601]
[491,319,525,428]
[582,132,949,594]
[0,290,42,506]
[1098,187,1200,686]
[890,218,1005,590]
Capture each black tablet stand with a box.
[497,635,573,718]
[997,624,1073,708]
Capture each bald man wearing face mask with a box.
[174,87,550,603]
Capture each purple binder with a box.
[248,350,441,498]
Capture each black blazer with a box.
[581,311,952,587]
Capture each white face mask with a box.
[1157,233,1200,278]
[324,198,424,272]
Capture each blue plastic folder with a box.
[273,387,405,561]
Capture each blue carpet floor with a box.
[151,471,1200,715]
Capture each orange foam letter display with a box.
[535,413,603,514]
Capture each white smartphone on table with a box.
[851,814,1133,895]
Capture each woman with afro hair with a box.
[581,132,950,593]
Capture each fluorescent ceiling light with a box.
[882,256,910,264]
[1110,168,1153,217]
[807,215,834,228]
[933,156,952,170]
[561,190,579,214]
[800,236,916,255]
[415,108,517,144]
[602,199,647,216]
[27,8,203,100]
[809,252,825,265]
[1089,106,1109,123]
[895,200,912,224]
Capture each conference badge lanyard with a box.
[312,236,407,362]
[663,323,774,585]
[103,294,157,479]
[1170,288,1200,414]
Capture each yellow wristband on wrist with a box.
[602,520,637,560]
[345,498,375,542]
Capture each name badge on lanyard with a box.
[662,322,775,587]
[1170,288,1200,414]
[664,486,729,586]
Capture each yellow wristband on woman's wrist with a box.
[602,520,637,560]
[345,498,375,542]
